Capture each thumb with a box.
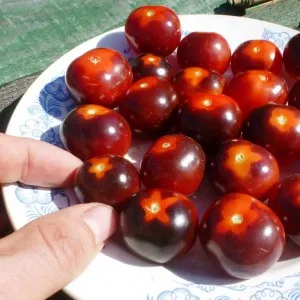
[0,203,117,300]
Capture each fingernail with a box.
[82,204,117,246]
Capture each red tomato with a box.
[125,5,181,57]
[228,70,288,119]
[199,193,285,279]
[231,40,283,75]
[177,32,231,74]
[66,48,133,108]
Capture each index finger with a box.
[0,133,82,187]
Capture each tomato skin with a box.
[231,40,283,75]
[66,48,133,108]
[118,76,180,134]
[269,174,300,246]
[130,53,173,81]
[283,33,300,78]
[176,93,243,152]
[60,104,132,160]
[227,70,288,119]
[177,32,231,74]
[173,67,226,100]
[125,5,181,57]
[199,193,285,279]
[207,139,280,200]
[140,134,206,195]
[120,189,199,264]
[288,79,300,110]
[243,104,300,156]
[74,155,140,211]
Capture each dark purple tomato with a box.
[269,174,300,246]
[231,40,283,75]
[118,76,180,134]
[199,193,285,279]
[243,104,300,156]
[227,70,288,119]
[125,5,181,57]
[66,48,133,108]
[130,53,173,81]
[60,104,131,160]
[140,134,206,195]
[283,33,300,78]
[173,67,226,100]
[74,155,140,211]
[120,188,199,263]
[177,32,231,74]
[288,79,300,110]
[176,93,243,152]
[208,139,280,200]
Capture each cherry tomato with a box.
[243,104,300,156]
[140,134,206,195]
[176,93,243,152]
[199,193,285,279]
[66,48,133,108]
[231,40,283,75]
[118,76,180,134]
[208,139,280,200]
[269,174,300,246]
[173,67,226,100]
[283,33,300,78]
[228,70,288,119]
[125,5,181,57]
[130,53,173,81]
[120,188,199,263]
[288,79,300,110]
[60,104,131,160]
[177,32,231,74]
[74,155,140,211]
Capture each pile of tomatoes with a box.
[59,5,300,280]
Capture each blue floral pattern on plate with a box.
[14,26,297,300]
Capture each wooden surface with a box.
[0,0,299,89]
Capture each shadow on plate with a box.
[38,76,76,121]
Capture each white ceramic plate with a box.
[3,14,300,300]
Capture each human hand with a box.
[0,133,117,300]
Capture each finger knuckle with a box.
[37,223,84,276]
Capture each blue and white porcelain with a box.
[3,15,300,300]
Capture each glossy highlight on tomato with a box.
[66,48,133,108]
[228,70,288,119]
[120,188,199,263]
[208,139,280,200]
[130,53,173,81]
[176,93,243,152]
[269,174,300,246]
[288,79,300,110]
[231,39,283,75]
[199,193,285,279]
[74,155,140,211]
[173,67,226,99]
[118,76,180,134]
[243,104,300,156]
[125,5,181,56]
[140,134,206,195]
[60,104,131,160]
[177,32,231,74]
[283,33,300,78]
